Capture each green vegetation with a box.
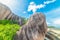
[21,18,28,25]
[0,20,20,40]
[48,26,55,28]
[0,20,18,25]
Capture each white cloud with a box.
[0,0,19,13]
[0,0,18,7]
[28,2,37,13]
[28,0,56,13]
[28,2,45,13]
[36,4,45,9]
[52,18,60,25]
[46,18,60,28]
[45,7,60,27]
[44,0,56,4]
[47,18,60,27]
[47,22,51,25]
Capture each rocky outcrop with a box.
[0,3,24,25]
[14,13,47,40]
[0,3,10,20]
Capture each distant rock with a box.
[0,3,25,25]
[14,13,47,40]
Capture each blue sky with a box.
[0,0,60,28]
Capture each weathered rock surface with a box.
[14,13,47,40]
[0,3,25,25]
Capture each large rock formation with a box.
[14,13,47,40]
[0,3,25,25]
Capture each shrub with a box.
[0,20,18,25]
[0,24,20,40]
